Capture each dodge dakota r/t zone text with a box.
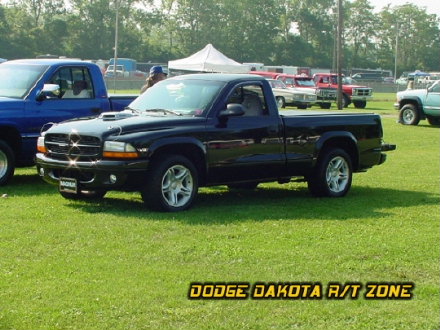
[36,74,395,212]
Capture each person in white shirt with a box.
[63,80,90,98]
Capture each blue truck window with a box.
[49,67,94,99]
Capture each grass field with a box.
[0,101,439,329]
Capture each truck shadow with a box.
[5,172,438,223]
[68,185,438,223]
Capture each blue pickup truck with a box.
[0,59,136,185]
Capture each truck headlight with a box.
[103,141,139,159]
[37,136,47,153]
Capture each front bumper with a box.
[351,95,373,101]
[35,153,150,191]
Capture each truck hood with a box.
[45,111,206,138]
[287,87,316,95]
[397,88,427,100]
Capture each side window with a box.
[227,84,268,117]
[429,83,440,93]
[48,67,94,99]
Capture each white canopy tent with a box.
[168,44,250,74]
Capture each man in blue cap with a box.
[140,65,168,93]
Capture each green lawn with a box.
[0,102,439,329]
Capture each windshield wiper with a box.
[144,109,182,116]
[124,106,141,114]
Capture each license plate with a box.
[59,177,77,193]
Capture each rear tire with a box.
[399,104,420,125]
[141,154,198,212]
[319,103,331,109]
[342,95,350,108]
[307,148,352,197]
[0,140,15,186]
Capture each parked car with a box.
[276,74,336,109]
[266,79,317,109]
[395,80,440,125]
[383,77,395,84]
[36,74,395,211]
[0,59,137,185]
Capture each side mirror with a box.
[36,84,61,101]
[218,103,245,118]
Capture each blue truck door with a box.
[21,66,104,161]
[206,83,285,183]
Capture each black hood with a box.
[44,111,206,138]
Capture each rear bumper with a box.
[378,143,397,165]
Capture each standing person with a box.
[140,66,167,93]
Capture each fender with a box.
[147,137,208,182]
[313,131,359,167]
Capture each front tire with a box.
[141,155,198,212]
[307,148,352,197]
[353,101,367,109]
[276,96,285,108]
[399,104,420,125]
[0,140,15,186]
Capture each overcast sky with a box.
[366,0,440,15]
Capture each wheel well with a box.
[0,126,22,158]
[319,138,359,170]
[149,144,207,185]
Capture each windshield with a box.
[269,80,287,89]
[330,76,356,85]
[296,79,315,87]
[0,63,48,98]
[129,78,225,116]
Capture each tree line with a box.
[0,0,439,76]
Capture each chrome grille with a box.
[317,88,337,99]
[45,133,101,161]
[353,88,373,96]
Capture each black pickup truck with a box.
[36,74,395,211]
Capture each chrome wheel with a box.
[161,164,194,207]
[307,148,352,197]
[0,140,15,186]
[326,156,349,193]
[0,149,7,179]
[402,108,415,123]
